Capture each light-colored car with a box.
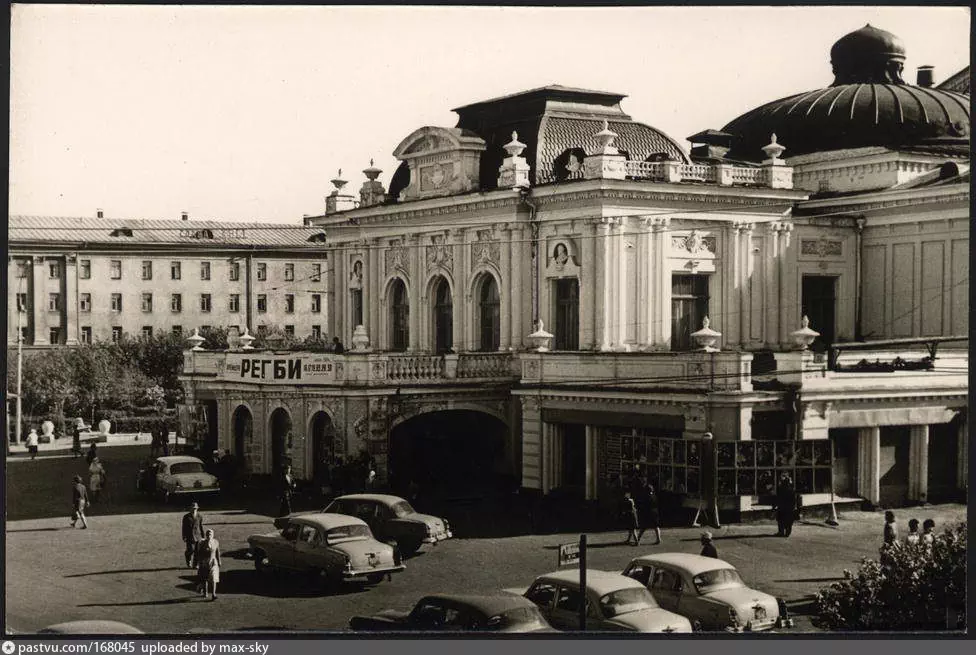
[350,593,557,633]
[137,455,219,501]
[247,514,405,588]
[39,620,143,634]
[275,493,452,556]
[511,569,693,633]
[622,553,782,632]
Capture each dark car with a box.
[274,493,451,556]
[349,593,555,633]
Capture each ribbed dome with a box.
[721,26,970,161]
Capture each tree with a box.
[20,348,76,437]
[199,326,230,350]
[253,324,300,350]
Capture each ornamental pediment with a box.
[393,126,486,202]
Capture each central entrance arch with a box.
[232,405,253,459]
[309,411,336,485]
[389,410,509,501]
[269,408,292,474]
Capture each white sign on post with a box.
[558,541,580,567]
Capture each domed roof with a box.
[721,25,970,162]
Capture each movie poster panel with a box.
[737,469,757,495]
[686,441,700,467]
[716,442,735,468]
[757,469,776,495]
[757,441,775,467]
[717,469,736,496]
[796,467,814,494]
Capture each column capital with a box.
[733,220,755,234]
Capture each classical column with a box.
[596,218,613,351]
[584,425,597,500]
[764,223,780,349]
[579,220,598,350]
[654,218,672,348]
[368,239,380,341]
[740,223,755,348]
[908,425,930,503]
[325,249,337,342]
[407,236,421,352]
[499,224,512,351]
[64,254,79,345]
[614,219,629,350]
[957,418,968,490]
[509,227,523,349]
[31,256,48,345]
[857,427,881,506]
[777,223,794,348]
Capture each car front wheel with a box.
[253,552,268,573]
[398,540,421,557]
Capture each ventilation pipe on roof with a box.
[181,211,189,221]
[96,209,104,219]
[917,66,935,88]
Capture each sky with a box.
[8,5,971,225]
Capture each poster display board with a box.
[609,429,702,496]
[177,403,210,451]
[715,440,832,496]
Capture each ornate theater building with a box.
[181,25,968,518]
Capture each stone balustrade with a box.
[386,354,445,382]
[623,160,788,188]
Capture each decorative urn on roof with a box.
[239,327,255,350]
[690,316,722,352]
[498,131,531,189]
[791,315,821,351]
[187,328,205,352]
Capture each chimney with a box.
[181,211,189,221]
[96,208,104,219]
[917,66,935,88]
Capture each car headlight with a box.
[344,556,353,572]
[727,607,741,629]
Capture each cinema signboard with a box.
[222,353,338,384]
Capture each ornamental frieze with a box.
[800,237,843,258]
[472,230,500,266]
[426,233,453,272]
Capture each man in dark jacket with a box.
[774,473,797,537]
[700,531,718,558]
[70,475,89,529]
[278,465,296,517]
[181,501,206,568]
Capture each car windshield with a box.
[170,462,205,475]
[693,568,745,593]
[326,524,371,543]
[599,587,659,618]
[390,501,415,517]
[486,606,548,631]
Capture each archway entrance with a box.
[269,408,292,475]
[310,411,336,484]
[232,405,253,459]
[389,410,509,501]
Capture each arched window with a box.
[432,277,453,354]
[390,279,409,351]
[478,276,500,352]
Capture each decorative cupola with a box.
[392,126,486,201]
[584,120,627,180]
[359,159,388,208]
[325,169,359,215]
[497,131,531,189]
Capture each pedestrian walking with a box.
[700,531,718,558]
[636,483,662,546]
[72,418,88,459]
[921,518,936,547]
[88,456,106,503]
[621,490,639,546]
[194,529,222,601]
[70,475,89,529]
[25,428,39,460]
[181,501,206,568]
[278,464,296,517]
[882,510,898,545]
[905,518,921,545]
[160,422,170,456]
[774,473,797,537]
[86,442,98,466]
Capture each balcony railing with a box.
[624,160,773,187]
[387,354,445,382]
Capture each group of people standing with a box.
[883,511,938,548]
[620,481,662,547]
[181,502,222,601]
[68,424,109,530]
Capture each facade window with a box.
[671,274,709,351]
[80,293,92,312]
[200,261,211,280]
[171,293,182,313]
[80,326,92,344]
[285,294,295,313]
[311,294,322,313]
[171,261,182,280]
[256,263,267,281]
[141,293,153,312]
[48,293,61,312]
[111,293,122,312]
[284,325,295,336]
[16,260,29,278]
[172,325,183,336]
[478,276,501,352]
[257,324,268,335]
[229,294,240,313]
[79,259,91,279]
[141,326,153,339]
[284,263,294,281]
[351,289,363,326]
[432,277,453,354]
[200,294,212,313]
[142,261,153,280]
[257,294,267,313]
[111,326,123,343]
[49,327,61,344]
[554,278,580,350]
[390,279,409,352]
[311,325,321,339]
[229,261,240,281]
[110,260,122,280]
[802,275,837,352]
[49,262,61,279]
[311,263,322,282]
[16,293,28,312]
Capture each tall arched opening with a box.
[309,411,336,485]
[431,276,453,353]
[232,405,252,459]
[269,407,292,474]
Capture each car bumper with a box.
[422,530,452,544]
[725,617,779,633]
[343,564,406,581]
[169,487,219,495]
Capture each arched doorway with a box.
[389,410,509,501]
[232,405,252,459]
[476,275,500,351]
[269,408,292,474]
[432,276,453,353]
[309,411,336,485]
[390,279,409,351]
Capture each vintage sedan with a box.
[247,514,405,587]
[511,569,692,633]
[275,493,452,556]
[350,593,556,633]
[136,455,219,501]
[622,553,782,632]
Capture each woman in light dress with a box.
[88,456,106,503]
[195,529,222,601]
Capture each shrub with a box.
[814,522,967,631]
